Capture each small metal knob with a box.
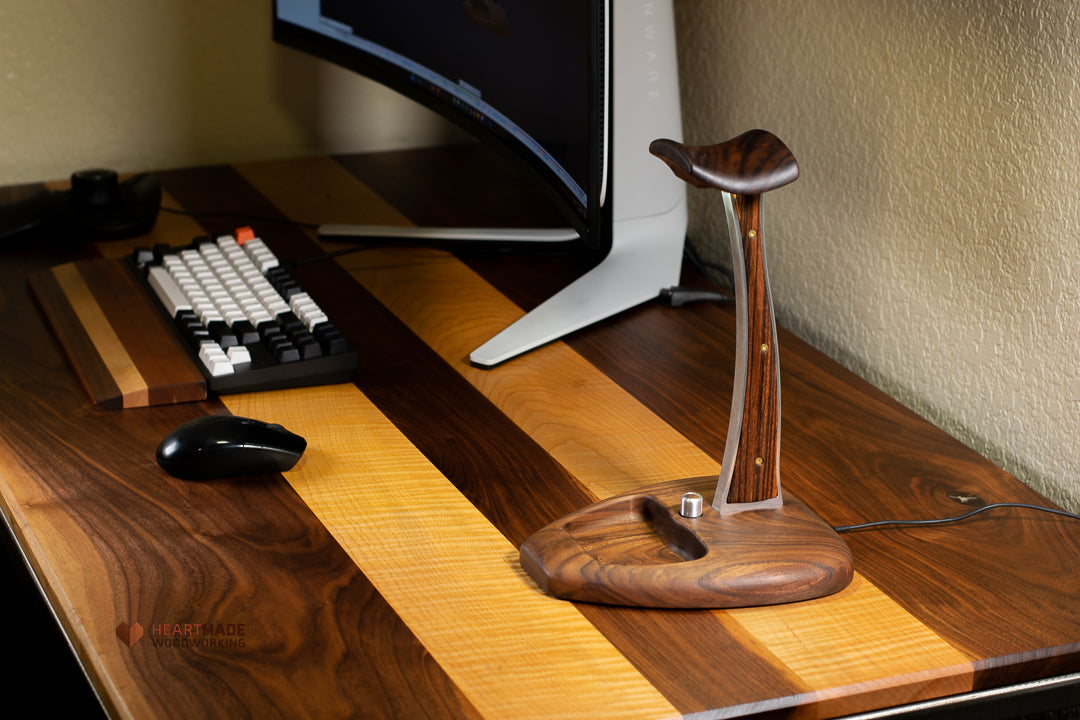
[680,492,704,519]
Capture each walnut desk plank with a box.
[0,147,1077,719]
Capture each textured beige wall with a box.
[0,0,463,186]
[675,0,1080,510]
[3,2,1076,510]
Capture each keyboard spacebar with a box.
[146,266,192,317]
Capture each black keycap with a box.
[275,345,301,363]
[257,320,281,341]
[231,320,260,345]
[277,311,304,333]
[186,327,211,349]
[208,320,238,348]
[315,325,351,355]
[297,338,322,360]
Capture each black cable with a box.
[159,206,320,231]
[834,502,1080,534]
[683,240,736,295]
[282,244,384,270]
[659,286,733,307]
[659,239,737,307]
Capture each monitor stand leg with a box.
[318,224,580,246]
[468,205,687,367]
[321,216,686,368]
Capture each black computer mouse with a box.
[156,415,307,481]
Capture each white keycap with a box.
[289,292,331,331]
[198,343,234,376]
[304,311,329,330]
[227,345,251,364]
[243,239,280,272]
[146,266,192,317]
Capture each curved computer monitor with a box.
[273,0,687,366]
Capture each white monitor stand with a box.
[320,0,687,368]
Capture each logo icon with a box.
[115,621,144,648]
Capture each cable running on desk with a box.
[834,502,1080,533]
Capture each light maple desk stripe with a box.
[223,386,679,720]
[50,263,148,408]
[728,575,973,714]
[236,159,977,710]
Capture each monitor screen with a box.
[273,0,607,248]
[272,0,686,367]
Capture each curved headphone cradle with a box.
[519,130,854,608]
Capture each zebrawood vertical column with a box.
[722,191,781,507]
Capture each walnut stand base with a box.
[519,476,853,608]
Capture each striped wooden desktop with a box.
[1,146,1077,719]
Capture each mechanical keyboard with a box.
[129,226,358,395]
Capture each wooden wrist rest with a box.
[30,258,207,409]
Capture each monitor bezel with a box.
[271,0,612,252]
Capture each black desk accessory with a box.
[157,415,307,481]
[0,168,161,245]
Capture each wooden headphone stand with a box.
[519,130,854,608]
